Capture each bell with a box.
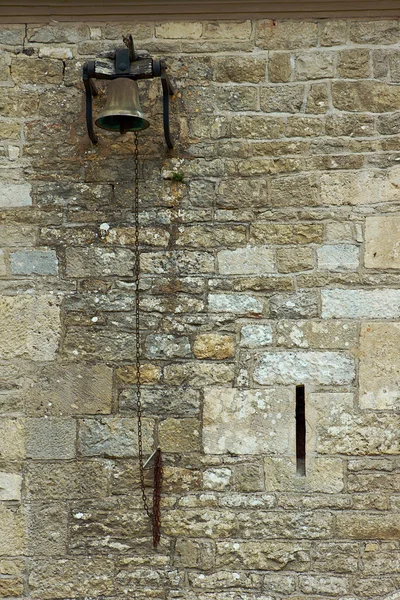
[95,78,150,134]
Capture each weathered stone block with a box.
[276,247,314,273]
[26,418,76,459]
[218,246,275,275]
[319,20,347,45]
[254,351,355,385]
[213,56,266,83]
[214,86,258,111]
[188,570,262,590]
[0,295,60,361]
[308,392,399,455]
[336,513,400,539]
[203,387,293,455]
[145,334,191,359]
[317,244,359,271]
[276,319,358,349]
[29,558,114,599]
[0,472,22,501]
[174,538,214,569]
[10,249,58,275]
[208,294,263,316]
[365,215,400,269]
[0,504,26,556]
[349,19,399,44]
[299,575,348,595]
[362,542,400,575]
[230,115,285,139]
[141,251,214,274]
[257,20,318,49]
[65,247,134,277]
[164,362,235,387]
[116,363,161,386]
[295,51,335,80]
[240,324,273,348]
[25,460,110,500]
[359,322,400,410]
[260,85,304,113]
[322,288,400,318]
[0,558,24,597]
[0,419,25,460]
[203,20,252,39]
[78,417,153,458]
[333,81,400,112]
[270,291,318,318]
[217,178,268,208]
[0,183,32,207]
[237,510,334,539]
[264,457,344,493]
[286,116,324,137]
[251,223,323,244]
[156,22,202,38]
[268,53,292,82]
[27,503,68,555]
[337,48,370,78]
[120,387,200,417]
[176,225,246,249]
[193,333,234,359]
[63,328,136,361]
[159,418,201,452]
[11,57,64,84]
[311,542,359,573]
[28,363,113,416]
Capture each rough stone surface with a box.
[0,16,399,600]
[254,351,355,385]
[365,215,400,269]
[203,387,293,455]
[359,322,400,410]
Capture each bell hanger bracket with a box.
[82,34,175,148]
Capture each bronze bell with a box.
[95,78,150,134]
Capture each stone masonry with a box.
[0,16,400,600]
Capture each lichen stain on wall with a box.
[0,17,400,600]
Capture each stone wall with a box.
[0,17,399,600]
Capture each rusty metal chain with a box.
[134,132,152,520]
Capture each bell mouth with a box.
[95,113,150,133]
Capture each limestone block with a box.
[214,86,258,111]
[163,509,237,538]
[0,250,6,276]
[359,322,400,410]
[212,56,266,83]
[203,468,232,490]
[0,295,60,361]
[145,334,191,359]
[193,333,234,359]
[260,85,304,113]
[251,223,323,244]
[230,116,285,140]
[26,418,76,459]
[268,53,292,83]
[140,251,214,274]
[322,289,400,318]
[240,324,273,348]
[311,542,359,573]
[0,558,24,597]
[208,294,263,316]
[203,387,293,455]
[203,21,252,40]
[27,503,68,555]
[326,114,375,137]
[336,513,400,539]
[0,25,25,44]
[174,538,214,570]
[217,178,268,208]
[0,472,22,500]
[78,417,153,458]
[308,392,399,455]
[10,249,58,275]
[332,81,400,112]
[120,387,200,417]
[156,22,202,38]
[159,418,201,452]
[276,246,313,273]
[0,224,36,246]
[275,319,358,349]
[25,460,110,500]
[116,364,161,386]
[306,82,329,113]
[11,57,63,84]
[320,20,347,46]
[270,291,318,318]
[29,558,114,599]
[337,48,370,78]
[0,183,31,207]
[175,225,246,249]
[164,362,235,387]
[0,504,26,556]
[365,215,400,268]
[0,419,25,460]
[349,20,399,44]
[257,20,318,49]
[218,246,275,276]
[286,116,324,137]
[317,244,359,271]
[362,542,400,575]
[236,510,334,539]
[65,247,134,277]
[295,51,335,80]
[264,457,344,493]
[188,570,262,590]
[27,363,113,416]
[299,575,348,595]
[254,351,355,385]
[63,328,136,361]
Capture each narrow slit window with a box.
[296,385,306,476]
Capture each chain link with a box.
[134,132,152,519]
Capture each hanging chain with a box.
[134,132,152,519]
